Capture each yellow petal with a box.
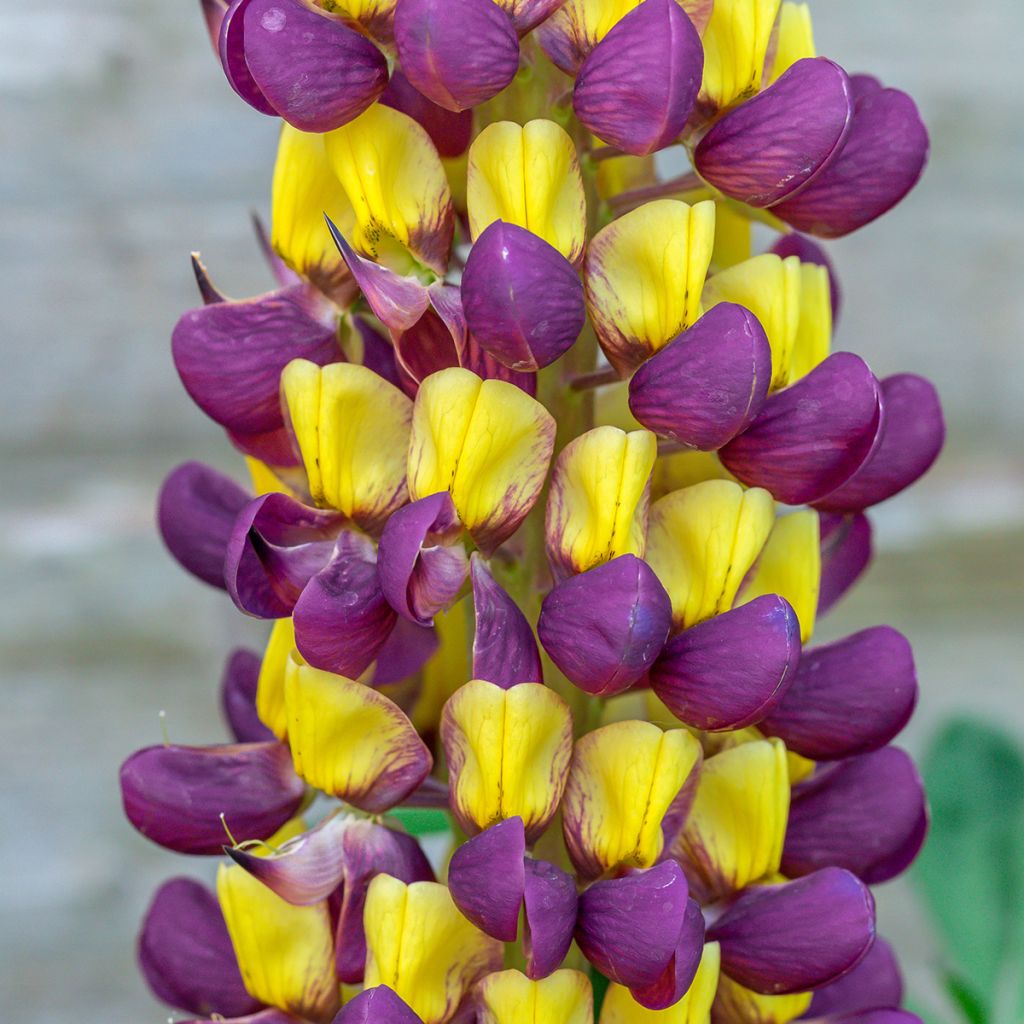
[600,942,721,1023]
[324,103,453,274]
[562,720,702,878]
[467,120,587,264]
[597,152,657,203]
[702,253,801,389]
[713,974,812,1024]
[479,969,594,1024]
[217,862,339,1023]
[321,0,396,36]
[364,875,502,1024]
[408,368,556,552]
[245,456,296,498]
[710,200,753,272]
[271,124,355,288]
[646,480,775,629]
[739,508,820,642]
[584,199,716,375]
[281,359,412,531]
[787,261,832,382]
[411,600,472,733]
[284,655,431,812]
[545,426,657,577]
[787,748,816,784]
[767,2,816,84]
[257,618,296,741]
[700,0,782,109]
[673,739,789,899]
[651,450,737,500]
[441,679,574,840]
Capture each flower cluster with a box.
[123,0,943,1022]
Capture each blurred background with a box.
[1,1,1022,1021]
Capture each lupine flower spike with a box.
[129,1,938,1021]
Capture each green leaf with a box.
[390,807,451,836]
[944,972,989,1024]
[913,718,1024,1018]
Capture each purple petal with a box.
[191,252,227,305]
[695,58,852,207]
[380,69,474,158]
[576,860,690,990]
[172,285,339,435]
[814,374,945,512]
[326,217,430,333]
[818,512,873,615]
[334,820,434,984]
[631,898,705,1011]
[649,596,800,731]
[522,857,579,980]
[394,0,520,112]
[573,0,702,156]
[120,741,305,855]
[228,422,303,468]
[292,533,398,678]
[334,986,422,1024]
[448,817,526,941]
[825,1013,923,1024]
[769,233,842,321]
[461,221,585,372]
[378,493,468,626]
[352,315,403,391]
[242,0,387,132]
[372,618,440,687]
[809,936,904,1017]
[537,554,671,697]
[138,877,260,1017]
[224,493,345,618]
[252,211,303,289]
[719,352,883,506]
[771,85,929,238]
[783,748,928,884]
[221,648,276,743]
[201,0,230,54]
[157,462,251,590]
[628,303,772,450]
[218,0,277,115]
[708,867,876,994]
[760,626,917,761]
[503,0,567,34]
[470,554,543,688]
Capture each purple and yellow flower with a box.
[126,1,938,1021]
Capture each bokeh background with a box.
[2,1,1022,1020]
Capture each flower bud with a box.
[394,0,520,112]
[462,221,586,371]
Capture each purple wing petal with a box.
[574,0,703,156]
[218,0,277,114]
[708,867,876,995]
[537,555,672,697]
[120,741,305,855]
[760,626,917,760]
[470,555,544,687]
[695,58,852,207]
[334,986,422,1024]
[818,512,873,615]
[649,596,800,731]
[783,747,928,884]
[719,352,883,506]
[221,648,276,743]
[630,898,705,1011]
[138,876,260,1017]
[809,935,904,1017]
[814,374,945,512]
[372,618,440,687]
[380,69,474,158]
[157,461,251,590]
[523,857,578,980]
[628,303,773,450]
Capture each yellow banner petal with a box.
[646,480,775,629]
[479,969,594,1024]
[767,2,816,84]
[467,119,587,264]
[271,124,355,288]
[787,261,832,382]
[217,862,339,1023]
[441,679,574,841]
[600,942,721,1023]
[713,974,811,1024]
[364,875,503,1024]
[739,508,820,642]
[284,655,432,812]
[257,618,296,741]
[408,368,556,553]
[281,359,413,532]
[562,720,702,878]
[700,0,782,109]
[324,103,453,274]
[545,426,657,578]
[584,199,716,375]
[673,738,789,900]
[702,253,801,390]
